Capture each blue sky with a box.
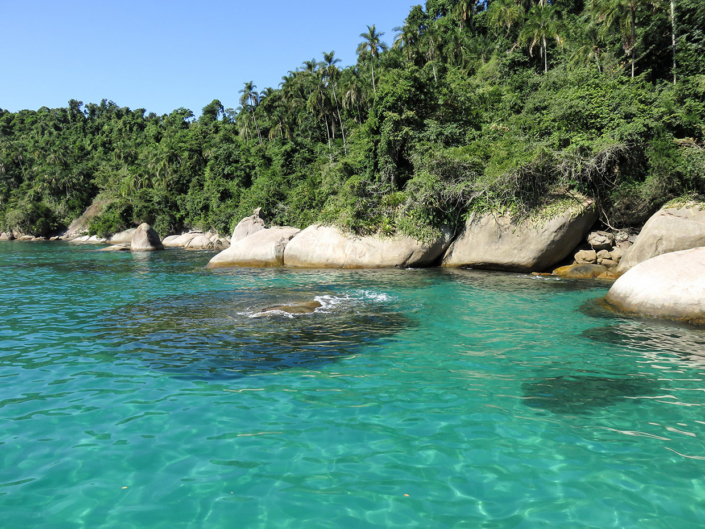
[2,0,416,116]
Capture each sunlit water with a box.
[1,242,705,528]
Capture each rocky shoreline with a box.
[2,201,704,325]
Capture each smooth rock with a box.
[442,202,598,272]
[208,227,300,268]
[0,232,13,241]
[605,247,705,323]
[162,235,181,247]
[101,244,131,252]
[597,271,620,280]
[19,235,34,241]
[575,249,597,264]
[167,232,199,248]
[185,235,214,250]
[285,225,452,269]
[553,264,608,279]
[232,209,266,242]
[587,231,614,251]
[131,224,164,251]
[108,228,136,244]
[616,206,705,274]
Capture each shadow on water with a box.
[98,286,412,379]
[521,373,660,414]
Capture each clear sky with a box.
[2,0,416,116]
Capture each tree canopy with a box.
[1,0,704,238]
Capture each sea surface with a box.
[1,242,705,528]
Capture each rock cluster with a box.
[163,231,229,250]
[572,230,636,268]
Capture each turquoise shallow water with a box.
[1,242,705,528]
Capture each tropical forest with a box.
[1,0,704,239]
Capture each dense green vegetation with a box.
[1,0,704,238]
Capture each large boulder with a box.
[283,225,452,269]
[208,227,300,268]
[616,206,705,274]
[131,224,164,251]
[163,232,200,248]
[232,208,266,242]
[185,235,214,250]
[442,201,598,272]
[605,247,705,324]
[108,228,136,244]
[0,232,13,241]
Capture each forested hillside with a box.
[1,0,704,238]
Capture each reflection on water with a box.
[583,321,705,363]
[522,374,660,414]
[100,287,411,378]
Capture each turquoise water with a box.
[2,243,705,528]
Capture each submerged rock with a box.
[232,208,266,242]
[284,225,452,269]
[131,224,164,251]
[553,264,608,279]
[605,247,705,324]
[258,301,322,314]
[616,206,705,274]
[208,227,300,268]
[442,200,597,272]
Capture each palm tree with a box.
[569,21,604,72]
[393,23,418,62]
[422,25,443,82]
[454,0,478,32]
[357,25,388,96]
[592,0,659,78]
[518,5,565,73]
[321,51,347,154]
[488,0,525,37]
[239,81,263,144]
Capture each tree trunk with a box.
[332,87,347,155]
[544,38,548,74]
[251,111,263,144]
[371,63,376,96]
[671,0,677,84]
[631,8,636,78]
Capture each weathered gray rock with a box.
[162,235,182,247]
[283,225,452,269]
[442,202,598,272]
[101,244,131,252]
[232,209,266,243]
[164,232,200,248]
[575,249,597,264]
[185,235,214,250]
[606,247,705,324]
[587,231,615,251]
[131,224,164,251]
[208,227,300,268]
[108,228,136,244]
[616,206,705,274]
